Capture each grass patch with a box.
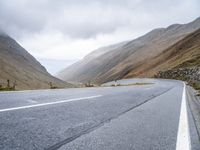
[176,55,200,68]
[111,82,153,87]
[133,82,153,85]
[0,87,15,91]
[192,82,200,96]
[192,82,200,90]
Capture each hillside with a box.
[0,33,73,90]
[57,41,128,82]
[152,28,200,90]
[57,17,200,84]
[128,28,200,77]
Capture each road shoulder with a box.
[186,86,200,149]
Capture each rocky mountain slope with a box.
[57,17,200,84]
[154,28,200,90]
[123,28,200,77]
[0,32,73,90]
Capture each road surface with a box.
[0,78,199,150]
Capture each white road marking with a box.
[27,99,38,103]
[176,83,191,150]
[0,95,102,113]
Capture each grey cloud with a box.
[0,0,199,40]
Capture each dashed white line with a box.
[176,83,191,150]
[0,95,102,113]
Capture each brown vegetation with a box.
[57,17,200,85]
[0,34,74,90]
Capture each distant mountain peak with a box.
[166,24,181,30]
[193,16,200,22]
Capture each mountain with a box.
[57,41,128,82]
[57,17,200,84]
[0,33,73,90]
[128,28,200,78]
[153,28,200,90]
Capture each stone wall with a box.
[155,66,200,89]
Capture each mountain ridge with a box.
[0,34,73,90]
[57,17,200,84]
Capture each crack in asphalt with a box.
[46,87,174,150]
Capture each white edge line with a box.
[176,82,191,150]
[0,95,102,113]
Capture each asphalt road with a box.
[0,78,199,150]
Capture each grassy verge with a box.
[111,82,153,87]
[192,82,200,96]
[126,82,154,86]
[0,87,15,91]
[193,82,200,90]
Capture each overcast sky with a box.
[0,0,199,74]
